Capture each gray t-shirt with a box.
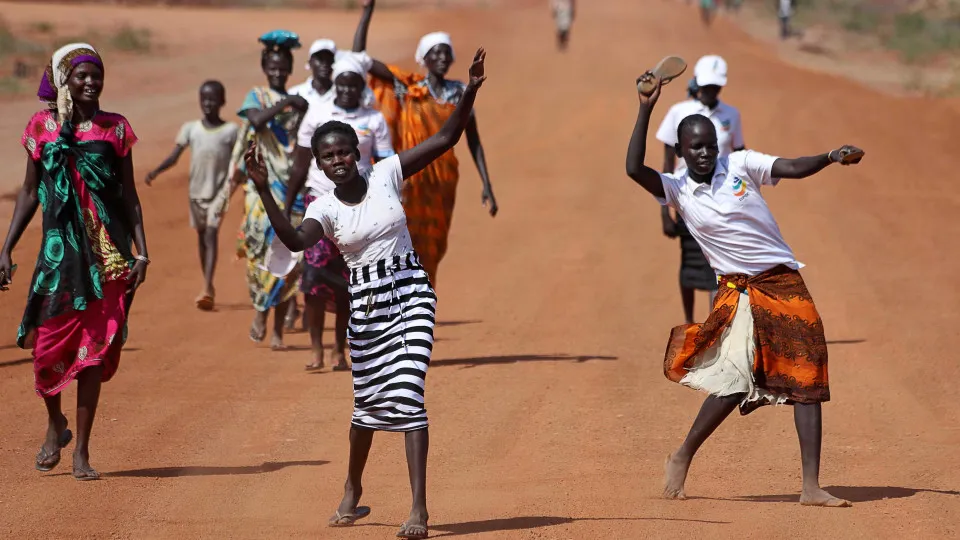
[175,120,239,201]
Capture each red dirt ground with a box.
[1,1,959,538]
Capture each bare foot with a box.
[663,452,690,500]
[800,487,852,507]
[331,350,350,371]
[306,349,324,371]
[249,312,267,343]
[270,334,286,351]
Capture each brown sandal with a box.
[637,55,687,95]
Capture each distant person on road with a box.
[229,30,309,349]
[552,0,576,51]
[0,43,149,481]
[245,46,489,540]
[627,72,863,507]
[778,0,795,39]
[355,0,498,286]
[655,56,744,323]
[145,80,239,312]
[700,0,717,27]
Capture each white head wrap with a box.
[38,43,103,124]
[415,32,455,67]
[332,52,375,108]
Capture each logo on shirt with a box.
[732,177,747,197]
[721,119,731,131]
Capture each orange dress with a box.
[369,67,469,283]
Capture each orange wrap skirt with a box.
[663,265,830,414]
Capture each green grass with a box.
[29,21,55,34]
[0,75,21,94]
[110,25,152,53]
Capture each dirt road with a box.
[1,1,958,538]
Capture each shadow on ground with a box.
[432,354,617,369]
[712,486,960,504]
[103,459,329,478]
[359,515,728,537]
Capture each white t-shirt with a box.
[303,155,413,269]
[297,103,395,196]
[289,78,335,110]
[656,150,802,277]
[175,120,240,201]
[656,99,744,174]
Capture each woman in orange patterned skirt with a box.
[626,74,863,507]
[352,0,497,284]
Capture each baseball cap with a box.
[304,39,337,70]
[694,55,728,87]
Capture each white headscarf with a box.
[38,43,103,124]
[415,32,455,67]
[331,52,375,108]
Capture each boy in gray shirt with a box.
[147,80,239,311]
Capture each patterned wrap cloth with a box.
[663,265,829,415]
[19,43,138,396]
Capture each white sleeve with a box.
[175,121,192,147]
[655,172,683,208]
[731,109,745,149]
[735,150,780,188]
[303,197,333,237]
[371,113,396,158]
[655,105,679,146]
[377,154,404,194]
[297,110,319,149]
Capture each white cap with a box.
[304,39,337,70]
[694,55,728,87]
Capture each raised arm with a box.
[0,158,41,290]
[145,144,186,185]
[244,143,324,253]
[351,0,395,83]
[625,75,666,199]
[398,48,486,179]
[120,151,150,292]
[352,0,375,52]
[770,146,862,179]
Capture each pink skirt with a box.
[31,279,129,397]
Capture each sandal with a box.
[72,462,101,481]
[332,362,351,372]
[397,521,429,539]
[35,425,73,472]
[328,506,371,527]
[637,55,687,95]
[249,316,267,343]
[838,147,864,165]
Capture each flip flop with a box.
[328,506,371,527]
[35,427,73,472]
[397,521,429,539]
[72,463,101,481]
[196,295,215,311]
[838,148,864,165]
[637,55,687,95]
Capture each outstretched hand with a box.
[467,48,487,90]
[243,141,269,191]
[831,145,864,165]
[636,72,663,107]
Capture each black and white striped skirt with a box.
[347,252,436,432]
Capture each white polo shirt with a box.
[656,99,744,173]
[297,102,395,196]
[289,78,335,110]
[656,150,802,277]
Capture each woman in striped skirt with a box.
[244,46,488,540]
